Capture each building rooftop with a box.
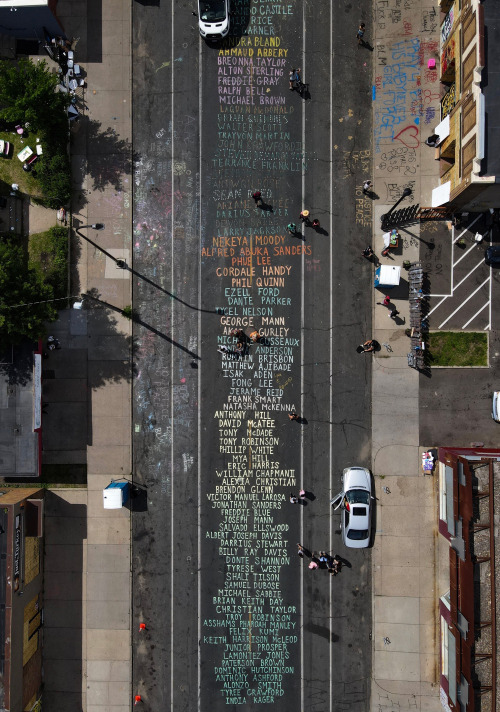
[482,0,500,176]
[0,342,41,478]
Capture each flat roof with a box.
[483,0,500,176]
[0,342,40,477]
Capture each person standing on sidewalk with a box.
[362,179,372,194]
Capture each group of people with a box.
[297,544,343,576]
[287,210,321,235]
[217,328,261,357]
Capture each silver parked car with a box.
[331,467,373,548]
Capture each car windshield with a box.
[200,0,226,21]
[347,529,369,540]
[345,489,370,505]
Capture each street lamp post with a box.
[381,187,412,230]
[76,225,126,268]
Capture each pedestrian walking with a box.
[362,180,372,194]
[329,557,342,576]
[357,339,376,353]
[287,223,297,235]
[217,345,231,354]
[362,246,375,260]
[290,493,299,504]
[312,218,320,230]
[356,23,366,45]
[299,210,310,224]
[288,411,299,421]
[297,543,305,558]
[299,489,306,499]
[377,294,391,307]
[249,330,261,343]
[230,328,245,339]
[308,560,319,570]
[389,308,400,319]
[289,68,301,90]
[252,190,263,207]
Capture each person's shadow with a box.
[360,40,374,51]
[258,201,273,213]
[364,190,379,200]
[296,416,308,425]
[335,554,352,569]
[313,227,329,236]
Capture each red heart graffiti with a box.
[393,125,420,148]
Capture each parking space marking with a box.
[428,214,492,331]
[438,277,490,328]
[453,256,490,293]
[462,302,489,329]
[454,213,482,242]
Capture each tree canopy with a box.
[0,58,69,132]
[0,238,57,343]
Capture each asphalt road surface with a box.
[132,2,373,710]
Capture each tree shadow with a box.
[83,288,201,362]
[0,340,38,386]
[79,287,138,385]
[73,117,138,197]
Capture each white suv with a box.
[198,0,230,40]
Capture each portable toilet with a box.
[103,481,130,509]
[374,265,401,288]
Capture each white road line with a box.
[453,257,489,293]
[462,302,489,329]
[488,261,492,331]
[454,213,482,241]
[438,277,490,328]
[329,1,333,709]
[171,10,175,709]
[197,33,202,712]
[427,294,448,317]
[300,7,306,711]
[453,240,479,268]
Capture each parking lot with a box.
[425,214,495,332]
[419,215,500,447]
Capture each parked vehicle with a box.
[492,391,500,421]
[485,245,500,266]
[0,140,11,157]
[331,467,373,548]
[198,0,230,40]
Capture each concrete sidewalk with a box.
[36,1,133,711]
[369,2,444,710]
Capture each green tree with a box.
[36,152,72,208]
[0,58,69,132]
[0,239,57,343]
